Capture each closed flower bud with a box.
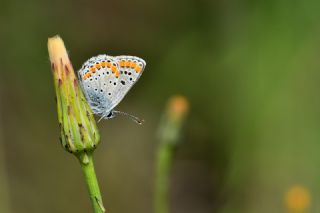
[48,36,100,155]
[158,95,189,145]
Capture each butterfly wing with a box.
[78,54,120,115]
[78,54,146,116]
[107,55,146,110]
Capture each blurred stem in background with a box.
[154,96,189,213]
[0,83,11,212]
[48,36,104,213]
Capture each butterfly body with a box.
[78,54,146,120]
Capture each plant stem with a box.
[154,143,174,213]
[78,152,105,213]
[154,96,189,213]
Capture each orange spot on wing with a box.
[111,66,117,73]
[130,62,137,68]
[125,61,131,67]
[119,60,125,67]
[135,66,142,73]
[101,61,106,67]
[95,63,101,69]
[106,62,111,68]
[111,66,121,77]
[89,67,96,72]
[84,73,91,80]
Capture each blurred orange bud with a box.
[157,95,189,146]
[285,185,311,212]
[167,95,189,121]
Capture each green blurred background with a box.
[1,0,320,212]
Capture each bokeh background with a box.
[1,0,320,212]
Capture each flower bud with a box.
[48,36,100,154]
[158,95,189,145]
[285,185,311,212]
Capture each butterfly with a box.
[78,54,146,124]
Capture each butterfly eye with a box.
[107,112,113,118]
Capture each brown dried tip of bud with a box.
[67,105,71,115]
[65,64,70,75]
[168,95,189,117]
[51,63,55,71]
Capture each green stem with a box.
[154,143,174,213]
[78,152,105,213]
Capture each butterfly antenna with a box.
[113,110,144,125]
